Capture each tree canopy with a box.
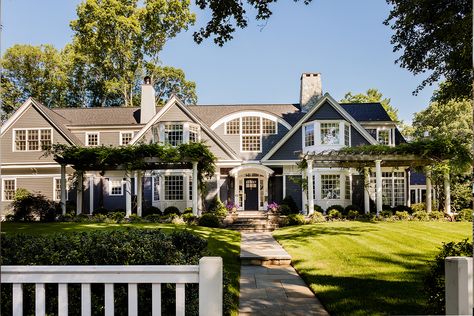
[384,0,472,100]
[340,88,400,122]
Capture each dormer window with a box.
[152,123,200,146]
[303,121,351,150]
[366,128,394,146]
[164,124,183,146]
[320,123,340,144]
[304,124,315,147]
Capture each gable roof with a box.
[262,93,378,161]
[340,103,392,122]
[130,95,240,160]
[52,106,143,126]
[1,98,81,145]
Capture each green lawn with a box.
[2,222,241,315]
[273,221,471,315]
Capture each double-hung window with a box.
[54,178,69,201]
[164,124,183,146]
[164,175,184,200]
[321,174,340,199]
[86,132,99,147]
[189,125,199,143]
[304,124,315,147]
[14,129,52,151]
[2,179,16,201]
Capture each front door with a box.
[244,178,259,210]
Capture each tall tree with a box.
[384,0,472,101]
[70,0,196,107]
[340,88,400,122]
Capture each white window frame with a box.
[369,171,406,206]
[85,132,100,147]
[119,131,134,146]
[188,124,201,143]
[152,175,161,201]
[108,178,124,196]
[302,121,350,149]
[320,174,341,200]
[164,175,184,201]
[2,178,16,201]
[53,177,69,201]
[12,128,53,152]
[304,123,315,147]
[376,128,393,146]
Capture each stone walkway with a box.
[239,233,330,316]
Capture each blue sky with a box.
[2,0,437,123]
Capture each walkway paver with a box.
[240,233,291,265]
[239,233,329,316]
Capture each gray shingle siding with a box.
[351,126,371,146]
[307,101,344,121]
[269,127,302,160]
[285,175,303,210]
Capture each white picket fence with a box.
[2,257,223,316]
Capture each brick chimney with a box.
[300,73,322,112]
[140,76,156,123]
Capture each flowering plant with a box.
[267,202,279,212]
[226,201,238,212]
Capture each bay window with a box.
[303,121,351,149]
[164,124,183,146]
[304,124,315,147]
[320,123,340,144]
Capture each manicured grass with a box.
[2,222,241,315]
[273,221,471,315]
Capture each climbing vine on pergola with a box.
[45,142,217,186]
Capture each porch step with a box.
[225,212,279,232]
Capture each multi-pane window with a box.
[345,175,351,200]
[262,118,276,134]
[304,124,315,147]
[320,123,340,145]
[366,128,377,139]
[109,179,123,196]
[2,179,16,201]
[120,132,133,145]
[370,171,405,206]
[344,125,350,146]
[321,174,340,199]
[164,175,184,200]
[394,179,405,205]
[14,129,52,151]
[378,130,390,145]
[225,119,240,134]
[242,136,260,151]
[189,176,193,200]
[164,124,183,146]
[189,126,199,143]
[54,178,69,201]
[153,176,160,201]
[86,133,99,146]
[242,116,260,134]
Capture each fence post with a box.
[445,256,473,315]
[199,257,223,316]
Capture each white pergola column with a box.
[364,167,370,214]
[426,168,432,213]
[60,165,67,215]
[89,176,94,214]
[444,170,451,214]
[406,169,411,207]
[76,172,83,215]
[375,160,382,216]
[307,160,314,215]
[136,171,143,217]
[192,162,199,216]
[125,174,132,218]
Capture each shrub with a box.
[344,204,361,215]
[429,211,445,221]
[359,213,377,221]
[411,203,426,213]
[73,214,93,223]
[58,213,74,222]
[327,204,344,214]
[382,205,393,212]
[423,239,472,315]
[144,214,162,223]
[412,210,429,221]
[208,196,227,217]
[93,207,109,215]
[328,209,342,220]
[171,215,185,225]
[10,192,59,222]
[128,214,144,223]
[395,211,410,220]
[198,213,220,228]
[455,208,472,222]
[286,214,306,226]
[107,211,126,223]
[347,210,359,220]
[392,205,413,214]
[0,228,210,315]
[309,211,326,223]
[142,206,161,217]
[183,207,193,214]
[314,204,324,213]
[380,210,393,218]
[278,204,292,216]
[182,213,197,224]
[281,196,299,214]
[163,206,180,216]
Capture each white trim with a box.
[152,175,160,202]
[2,174,62,178]
[0,99,34,135]
[262,94,378,161]
[12,128,54,152]
[1,163,61,168]
[53,177,69,201]
[108,178,124,196]
[229,164,275,177]
[119,131,134,146]
[85,132,100,147]
[211,111,291,130]
[2,178,17,201]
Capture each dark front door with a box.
[244,178,259,210]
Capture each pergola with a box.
[49,143,216,217]
[303,150,449,216]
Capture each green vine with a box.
[45,142,217,187]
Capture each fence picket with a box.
[12,283,23,316]
[35,283,46,316]
[58,283,68,316]
[152,283,162,316]
[105,283,114,316]
[176,283,185,316]
[128,283,138,316]
[81,283,91,316]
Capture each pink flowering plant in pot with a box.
[267,202,279,213]
[226,201,238,213]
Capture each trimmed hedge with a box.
[1,228,207,315]
[163,206,180,216]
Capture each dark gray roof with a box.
[52,107,143,126]
[340,103,392,122]
[187,104,303,126]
